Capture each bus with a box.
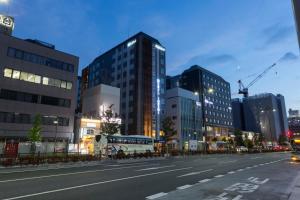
[95,134,155,156]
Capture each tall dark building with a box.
[167,65,233,140]
[231,98,245,131]
[232,93,288,143]
[292,0,300,48]
[81,32,166,138]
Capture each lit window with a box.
[20,72,28,81]
[4,68,12,78]
[54,79,61,87]
[34,75,41,84]
[61,81,67,89]
[43,77,49,85]
[27,73,35,83]
[66,82,72,90]
[12,70,20,79]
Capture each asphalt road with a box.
[0,152,298,200]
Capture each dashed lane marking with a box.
[146,192,168,199]
[2,167,192,200]
[228,171,235,174]
[136,165,175,171]
[177,185,193,190]
[214,174,224,178]
[177,169,213,178]
[199,179,211,183]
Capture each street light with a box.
[0,0,9,4]
[53,120,58,153]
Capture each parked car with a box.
[236,146,248,153]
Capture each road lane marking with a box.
[136,165,175,171]
[199,179,211,183]
[146,192,168,199]
[228,171,235,174]
[2,167,192,200]
[237,169,244,171]
[0,162,150,174]
[251,157,262,160]
[218,160,237,164]
[0,163,160,183]
[177,184,192,190]
[246,167,252,169]
[232,195,243,200]
[214,174,224,178]
[177,169,213,178]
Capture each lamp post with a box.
[53,120,58,153]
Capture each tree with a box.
[100,104,120,135]
[244,139,254,149]
[221,137,227,142]
[27,114,42,154]
[161,117,176,142]
[278,134,288,145]
[161,117,176,153]
[234,129,244,146]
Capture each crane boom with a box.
[238,62,277,98]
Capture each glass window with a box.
[4,68,12,78]
[27,73,35,83]
[34,75,41,84]
[12,70,20,79]
[61,81,67,89]
[54,79,61,87]
[20,72,28,81]
[7,48,15,57]
[66,82,72,90]
[43,77,49,85]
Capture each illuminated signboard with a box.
[0,14,14,29]
[154,44,166,51]
[127,39,136,48]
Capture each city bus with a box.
[96,134,155,156]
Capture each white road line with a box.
[218,160,237,164]
[214,174,224,178]
[246,167,252,169]
[232,195,243,200]
[177,184,192,190]
[253,165,258,167]
[228,171,235,174]
[251,157,262,160]
[177,169,213,178]
[136,165,175,171]
[237,169,244,171]
[2,167,192,200]
[199,179,211,183]
[0,163,160,183]
[0,162,149,174]
[146,192,168,199]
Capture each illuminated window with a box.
[12,70,20,79]
[43,77,49,85]
[34,75,41,84]
[20,72,28,81]
[66,82,72,90]
[61,81,67,89]
[27,73,35,83]
[4,68,12,78]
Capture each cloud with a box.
[279,52,299,62]
[261,23,294,47]
[184,53,238,68]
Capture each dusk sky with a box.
[0,0,299,110]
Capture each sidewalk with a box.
[288,171,300,200]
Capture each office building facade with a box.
[292,0,300,48]
[288,109,300,139]
[167,65,233,140]
[165,87,202,150]
[0,30,78,141]
[233,93,288,143]
[81,32,166,138]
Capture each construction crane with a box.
[238,63,277,97]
